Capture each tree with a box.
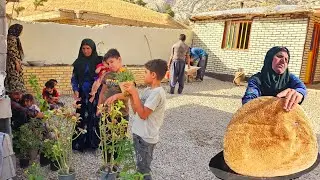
[14,6,25,17]
[164,3,174,17]
[33,0,48,10]
[135,0,147,7]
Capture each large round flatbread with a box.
[223,96,318,177]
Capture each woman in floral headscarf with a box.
[5,24,26,93]
[242,46,307,111]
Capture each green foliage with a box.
[28,74,49,112]
[135,0,147,7]
[14,6,25,17]
[121,0,147,7]
[25,163,45,180]
[164,3,175,17]
[45,107,84,175]
[14,119,43,158]
[41,139,55,162]
[116,69,135,82]
[33,0,48,10]
[97,101,132,173]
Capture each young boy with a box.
[123,59,168,180]
[97,48,130,161]
[42,80,64,109]
[98,48,129,111]
[89,59,110,102]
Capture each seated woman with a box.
[242,46,307,111]
[9,91,43,131]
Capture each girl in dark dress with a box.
[71,39,102,151]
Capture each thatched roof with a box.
[191,5,320,21]
[6,0,186,29]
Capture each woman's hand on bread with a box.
[277,88,303,111]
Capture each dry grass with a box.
[6,0,185,29]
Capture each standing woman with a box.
[5,24,26,93]
[71,39,102,151]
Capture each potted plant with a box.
[45,105,85,180]
[13,119,43,168]
[24,162,45,180]
[115,68,135,97]
[39,139,55,167]
[97,100,135,180]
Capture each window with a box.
[222,21,252,50]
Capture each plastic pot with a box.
[50,160,59,171]
[58,170,76,180]
[40,152,51,167]
[19,158,30,168]
[100,166,119,180]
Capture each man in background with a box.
[168,34,190,94]
[190,47,208,81]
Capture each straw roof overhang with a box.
[6,0,187,29]
[190,5,320,21]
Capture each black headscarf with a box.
[250,46,290,96]
[8,24,24,58]
[72,39,102,86]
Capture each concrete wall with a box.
[192,15,309,78]
[11,20,192,65]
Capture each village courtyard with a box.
[14,77,320,180]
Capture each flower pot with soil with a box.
[45,106,85,178]
[50,160,59,171]
[39,152,51,167]
[115,68,135,96]
[13,119,43,168]
[58,170,76,180]
[19,158,30,168]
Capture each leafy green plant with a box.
[116,68,135,82]
[45,106,85,175]
[28,74,50,112]
[33,0,48,10]
[41,139,55,162]
[14,6,25,17]
[164,3,175,17]
[14,119,43,159]
[97,100,132,174]
[24,163,45,180]
[135,0,147,7]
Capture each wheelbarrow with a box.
[209,151,320,180]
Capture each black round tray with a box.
[209,151,320,180]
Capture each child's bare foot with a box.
[89,96,95,103]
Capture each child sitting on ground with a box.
[42,80,64,109]
[89,59,110,102]
[123,59,168,179]
[20,94,41,113]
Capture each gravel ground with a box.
[16,77,320,180]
